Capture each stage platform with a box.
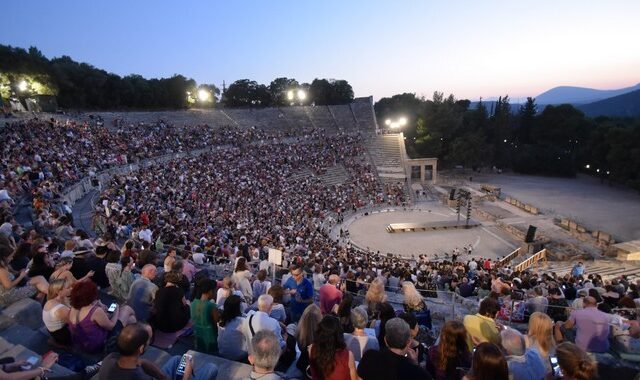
[386,220,481,233]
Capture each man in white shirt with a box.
[244,294,286,350]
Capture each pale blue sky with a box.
[3,0,639,101]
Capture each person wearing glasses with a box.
[283,265,313,322]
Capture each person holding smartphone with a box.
[0,351,59,380]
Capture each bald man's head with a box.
[141,264,157,280]
[583,296,597,307]
[328,274,340,285]
[116,323,149,356]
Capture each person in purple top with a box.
[554,296,614,353]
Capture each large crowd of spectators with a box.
[0,115,639,379]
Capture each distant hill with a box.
[535,83,640,105]
[578,89,640,117]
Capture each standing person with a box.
[233,257,253,302]
[191,278,219,354]
[425,320,472,380]
[312,264,327,295]
[358,318,431,380]
[126,264,159,322]
[554,296,615,353]
[571,262,584,278]
[319,274,343,315]
[283,265,313,322]
[294,304,323,373]
[309,315,358,380]
[462,342,508,380]
[252,269,272,305]
[243,295,286,350]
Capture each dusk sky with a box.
[3,0,640,101]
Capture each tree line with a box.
[0,45,354,109]
[375,93,640,191]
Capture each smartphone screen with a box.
[108,303,117,313]
[550,356,562,377]
[176,354,192,375]
[21,356,39,370]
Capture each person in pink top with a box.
[319,275,343,314]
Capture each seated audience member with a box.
[163,259,190,297]
[295,304,323,372]
[244,294,285,350]
[191,278,220,354]
[99,323,218,380]
[309,315,358,380]
[43,279,72,346]
[375,302,398,347]
[0,244,49,305]
[217,295,248,361]
[111,255,135,301]
[68,279,136,353]
[463,342,508,380]
[217,276,246,311]
[319,274,343,315]
[554,296,615,353]
[398,312,427,365]
[546,287,569,322]
[426,320,472,380]
[126,264,159,322]
[555,342,598,380]
[402,281,427,313]
[344,306,379,362]
[252,269,271,304]
[0,350,59,379]
[457,277,475,298]
[524,286,548,317]
[50,256,94,285]
[500,328,546,380]
[463,297,502,346]
[248,330,283,380]
[526,312,555,375]
[364,278,387,320]
[358,317,431,380]
[28,250,55,279]
[267,284,287,323]
[150,271,191,334]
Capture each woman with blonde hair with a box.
[527,311,556,374]
[402,281,427,313]
[43,279,72,346]
[216,276,246,311]
[364,278,387,319]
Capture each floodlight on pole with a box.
[399,117,407,127]
[385,116,408,129]
[197,89,211,102]
[297,89,306,101]
[18,81,28,92]
[287,90,295,101]
[385,119,391,126]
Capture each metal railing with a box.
[514,249,547,272]
[498,247,521,267]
